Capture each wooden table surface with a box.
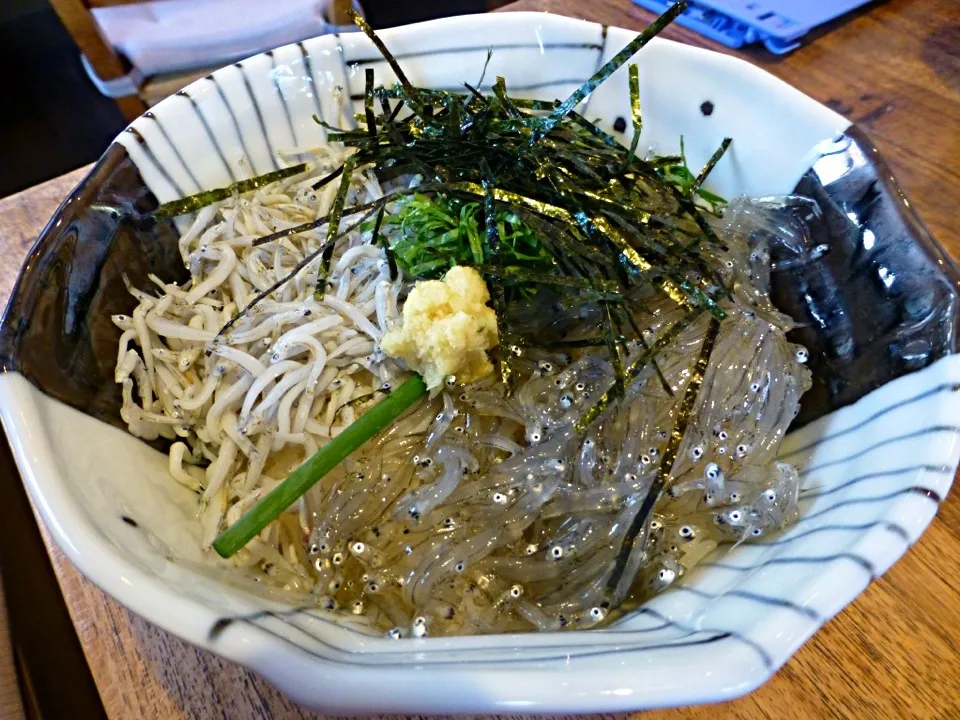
[2,1,958,718]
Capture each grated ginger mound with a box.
[381,266,498,389]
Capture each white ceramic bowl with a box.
[2,12,958,713]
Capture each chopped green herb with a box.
[381,194,550,284]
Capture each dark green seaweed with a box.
[208,1,732,406]
[534,0,688,139]
[604,315,721,600]
[153,163,309,219]
[625,64,642,165]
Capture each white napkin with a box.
[91,0,335,77]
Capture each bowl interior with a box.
[1,12,958,713]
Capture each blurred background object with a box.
[48,0,357,117]
[362,0,514,28]
[0,0,513,199]
[632,0,875,54]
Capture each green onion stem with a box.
[212,374,428,558]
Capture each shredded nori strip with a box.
[320,154,357,277]
[691,137,732,197]
[332,389,385,425]
[352,12,426,114]
[534,0,687,139]
[364,68,378,137]
[371,205,396,280]
[153,163,309,219]
[603,315,721,599]
[576,310,704,431]
[625,64,642,164]
[310,163,344,191]
[481,176,517,393]
[212,207,379,343]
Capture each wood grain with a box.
[0,576,26,720]
[2,0,959,717]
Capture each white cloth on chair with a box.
[91,0,336,77]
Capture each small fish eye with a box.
[551,546,564,559]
